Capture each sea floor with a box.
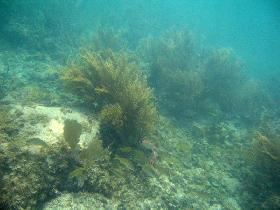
[0,47,265,210]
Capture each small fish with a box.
[141,138,159,166]
[119,146,133,153]
[28,138,48,147]
[114,156,134,171]
[141,138,155,150]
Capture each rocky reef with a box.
[0,2,278,209]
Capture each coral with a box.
[62,50,157,148]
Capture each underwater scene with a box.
[0,0,280,209]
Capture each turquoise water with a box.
[0,1,279,209]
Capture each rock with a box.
[208,204,222,210]
[43,193,115,210]
[11,104,99,150]
[221,176,240,194]
[223,197,241,210]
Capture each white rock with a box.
[12,104,99,148]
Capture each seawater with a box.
[0,1,279,209]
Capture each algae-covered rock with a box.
[43,193,115,210]
[0,141,77,210]
[10,104,99,149]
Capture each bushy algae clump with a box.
[139,29,268,124]
[244,113,280,209]
[139,29,204,117]
[203,48,245,112]
[62,49,157,148]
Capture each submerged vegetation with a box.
[203,48,245,112]
[62,50,157,148]
[139,30,203,118]
[140,30,268,124]
[245,113,280,209]
[0,1,279,209]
